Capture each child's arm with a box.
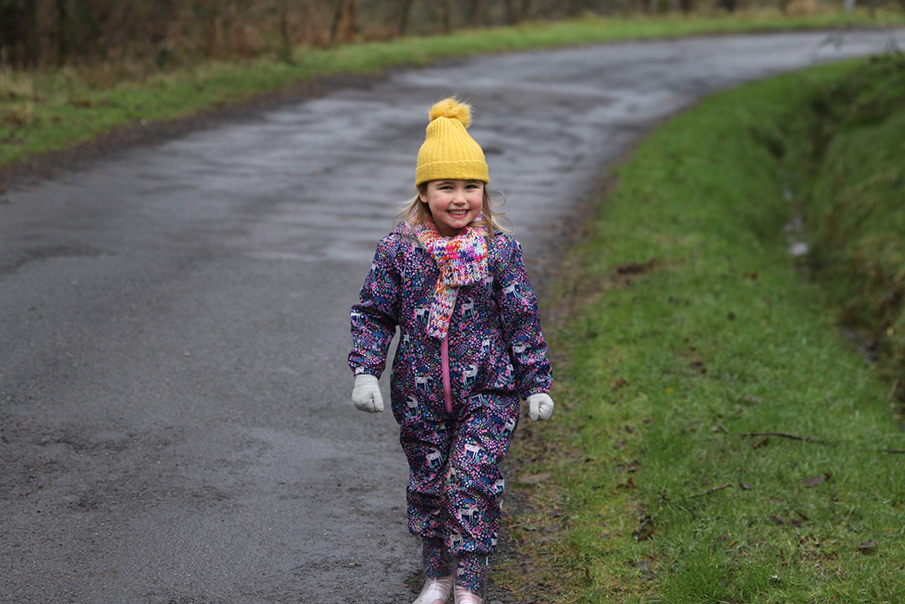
[494,237,554,413]
[349,239,401,397]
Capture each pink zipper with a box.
[440,336,452,413]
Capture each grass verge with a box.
[782,53,905,402]
[499,55,905,603]
[2,9,905,171]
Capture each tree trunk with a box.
[195,1,220,58]
[466,0,481,26]
[330,0,356,43]
[717,0,737,12]
[567,0,585,17]
[439,0,451,33]
[397,0,414,35]
[0,0,37,66]
[0,0,20,63]
[504,0,530,23]
[278,0,292,62]
[55,0,68,65]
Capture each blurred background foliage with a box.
[3,0,899,70]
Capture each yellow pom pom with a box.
[428,98,472,128]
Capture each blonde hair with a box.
[398,184,510,237]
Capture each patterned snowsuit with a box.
[349,222,552,556]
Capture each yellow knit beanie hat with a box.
[415,98,489,187]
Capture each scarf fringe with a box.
[411,220,488,339]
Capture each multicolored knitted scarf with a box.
[411,219,488,340]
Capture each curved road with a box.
[1,28,902,604]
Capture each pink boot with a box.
[454,585,483,604]
[412,576,453,604]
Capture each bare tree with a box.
[54,0,67,64]
[466,0,482,26]
[504,0,530,24]
[330,0,356,43]
[0,0,37,66]
[439,0,451,33]
[717,0,737,11]
[566,0,586,17]
[396,0,414,35]
[278,0,292,61]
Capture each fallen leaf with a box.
[616,476,636,490]
[740,482,752,490]
[711,533,731,543]
[632,515,654,541]
[635,527,654,541]
[800,473,831,487]
[857,540,876,550]
[753,438,769,449]
[613,260,655,275]
[518,472,552,485]
[691,355,707,371]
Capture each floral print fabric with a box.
[349,222,552,555]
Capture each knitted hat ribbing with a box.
[415,98,489,187]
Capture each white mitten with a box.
[527,393,554,421]
[351,374,384,413]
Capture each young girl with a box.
[348,98,554,604]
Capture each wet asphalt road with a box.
[1,28,903,604]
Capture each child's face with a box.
[419,179,484,237]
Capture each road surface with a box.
[1,27,902,604]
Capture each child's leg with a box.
[412,538,454,604]
[403,426,455,604]
[422,536,453,578]
[399,407,453,543]
[455,553,488,597]
[445,393,521,599]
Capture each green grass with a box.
[499,56,905,603]
[2,8,905,169]
[781,53,905,399]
